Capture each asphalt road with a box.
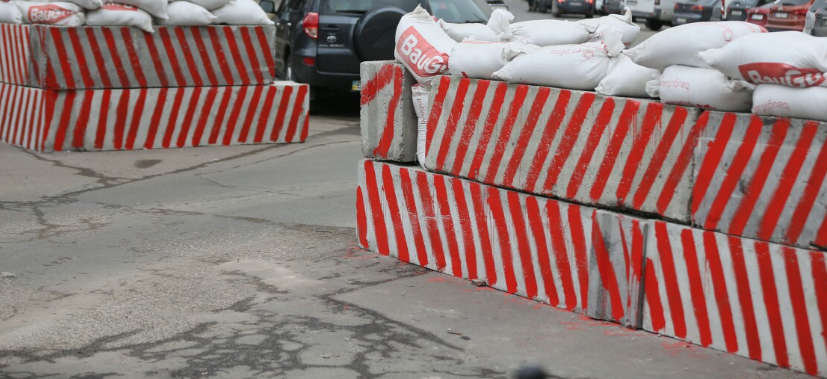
[0,4,800,379]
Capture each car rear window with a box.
[428,0,492,23]
[321,0,423,14]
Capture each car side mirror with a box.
[260,0,276,14]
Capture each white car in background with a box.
[626,0,679,29]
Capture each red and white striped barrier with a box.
[357,159,663,315]
[0,24,275,89]
[360,61,417,163]
[642,220,827,376]
[0,24,31,87]
[0,81,308,152]
[692,112,827,251]
[422,76,702,223]
[587,211,647,328]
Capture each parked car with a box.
[627,0,679,29]
[487,0,509,10]
[726,0,772,20]
[260,0,492,94]
[746,0,814,30]
[804,0,827,35]
[602,0,627,13]
[537,0,597,17]
[672,0,723,24]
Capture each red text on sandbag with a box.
[101,4,139,11]
[739,62,825,88]
[28,5,74,24]
[396,27,449,77]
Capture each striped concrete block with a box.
[422,76,703,223]
[0,24,275,89]
[0,81,308,152]
[357,159,660,315]
[0,24,31,87]
[693,112,827,251]
[587,210,647,328]
[360,61,417,163]
[642,220,827,377]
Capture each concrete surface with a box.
[0,3,801,379]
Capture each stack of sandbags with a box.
[700,31,827,121]
[2,0,272,32]
[579,8,640,47]
[625,21,766,111]
[494,30,624,91]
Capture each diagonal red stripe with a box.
[679,229,712,347]
[451,179,477,279]
[632,107,689,209]
[654,222,687,338]
[466,81,507,180]
[541,93,596,194]
[364,161,390,255]
[592,213,625,321]
[702,232,738,353]
[417,170,445,269]
[526,197,559,306]
[470,182,495,284]
[400,169,428,265]
[487,187,518,294]
[450,80,490,175]
[755,241,789,368]
[507,191,538,299]
[382,165,411,263]
[434,175,462,277]
[566,97,615,199]
[783,248,817,375]
[615,104,661,202]
[435,78,472,170]
[546,201,577,310]
[502,87,551,186]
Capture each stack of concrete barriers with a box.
[0,24,310,152]
[358,60,827,377]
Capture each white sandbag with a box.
[395,5,456,85]
[212,0,274,25]
[700,32,827,88]
[0,1,23,24]
[413,84,430,166]
[157,1,214,25]
[449,41,505,79]
[48,0,103,10]
[752,85,827,121]
[580,8,639,47]
[170,0,228,11]
[487,8,513,40]
[86,3,153,32]
[113,0,167,18]
[16,2,85,26]
[448,41,536,79]
[624,22,766,70]
[596,54,659,98]
[647,65,753,111]
[508,19,590,46]
[438,20,499,42]
[494,32,623,90]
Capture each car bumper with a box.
[633,9,661,19]
[673,11,710,24]
[294,61,360,92]
[559,2,594,13]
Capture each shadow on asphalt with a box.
[310,92,360,118]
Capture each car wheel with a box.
[585,11,594,18]
[645,18,663,30]
[354,7,406,62]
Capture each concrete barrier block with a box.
[422,76,703,223]
[642,220,827,376]
[587,210,648,328]
[357,159,659,315]
[692,111,827,251]
[0,81,308,152]
[0,24,276,89]
[359,61,417,163]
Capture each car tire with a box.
[645,18,663,30]
[354,7,406,62]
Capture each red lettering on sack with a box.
[27,5,74,24]
[396,26,449,78]
[739,62,826,88]
[102,4,138,11]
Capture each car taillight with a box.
[691,5,704,10]
[302,57,316,66]
[302,12,319,39]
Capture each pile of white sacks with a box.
[0,0,272,33]
[397,4,827,148]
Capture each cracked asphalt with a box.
[0,94,810,379]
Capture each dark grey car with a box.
[261,0,492,94]
[726,0,772,20]
[672,0,722,24]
